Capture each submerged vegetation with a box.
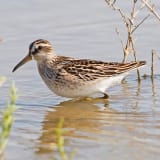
[0,78,75,160]
[54,118,76,160]
[0,81,17,157]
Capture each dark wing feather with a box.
[55,57,146,81]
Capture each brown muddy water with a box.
[0,0,160,160]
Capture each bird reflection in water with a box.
[35,98,112,154]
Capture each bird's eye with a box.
[38,46,42,50]
[32,48,38,55]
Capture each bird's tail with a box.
[118,60,146,74]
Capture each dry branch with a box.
[142,0,160,21]
[105,0,149,64]
[105,0,160,82]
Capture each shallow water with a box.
[0,0,160,160]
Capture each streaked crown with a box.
[29,39,54,56]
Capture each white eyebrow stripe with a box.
[36,44,49,48]
[31,43,49,52]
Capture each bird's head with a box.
[12,39,54,72]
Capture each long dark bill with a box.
[12,55,32,72]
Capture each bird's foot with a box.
[103,93,109,99]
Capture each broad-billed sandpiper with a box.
[12,39,146,98]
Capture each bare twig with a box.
[105,0,130,27]
[151,49,155,80]
[151,49,156,95]
[105,0,149,64]
[130,34,141,81]
[142,0,160,21]
[132,14,150,33]
[115,28,126,58]
[155,53,160,60]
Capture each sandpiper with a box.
[12,39,146,98]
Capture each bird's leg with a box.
[103,93,109,99]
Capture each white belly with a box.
[42,73,128,98]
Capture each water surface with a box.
[0,0,160,160]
